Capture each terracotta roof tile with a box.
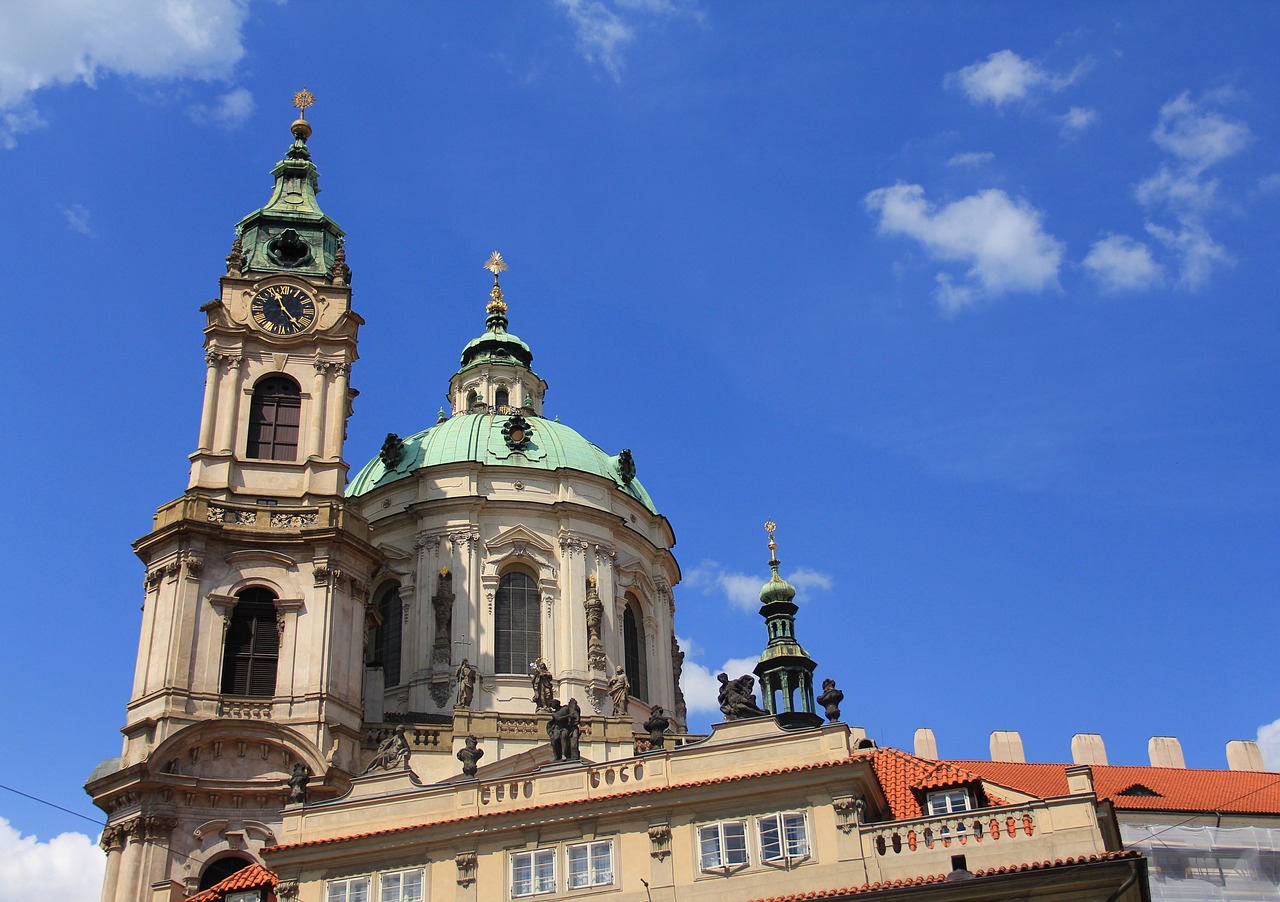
[952,760,1280,814]
[744,851,1142,901]
[186,862,277,902]
[868,748,993,819]
[267,756,862,853]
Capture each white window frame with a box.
[327,876,371,902]
[379,867,425,902]
[758,811,810,865]
[566,839,614,890]
[511,848,556,897]
[926,788,972,816]
[226,892,261,902]
[698,820,749,873]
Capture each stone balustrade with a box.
[862,804,1039,860]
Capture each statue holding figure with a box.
[530,658,555,712]
[456,735,484,778]
[717,672,767,720]
[286,762,311,804]
[547,698,582,761]
[363,725,411,773]
[454,658,478,709]
[607,665,631,716]
[643,706,672,749]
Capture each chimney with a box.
[1225,740,1266,772]
[990,731,1026,763]
[1065,764,1096,795]
[1071,733,1109,765]
[915,728,938,759]
[1148,736,1186,768]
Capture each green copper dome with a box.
[346,412,658,513]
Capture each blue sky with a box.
[0,2,1277,895]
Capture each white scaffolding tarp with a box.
[1121,823,1280,901]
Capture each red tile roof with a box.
[869,748,998,819]
[952,760,1280,814]
[744,851,1142,901]
[187,862,277,902]
[266,756,864,853]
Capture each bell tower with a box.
[87,95,382,902]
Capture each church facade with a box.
[87,99,1272,902]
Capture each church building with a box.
[85,96,1275,902]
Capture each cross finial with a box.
[484,251,509,316]
[293,89,316,117]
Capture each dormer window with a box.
[926,788,972,815]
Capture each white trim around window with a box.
[326,876,371,902]
[511,848,557,897]
[698,820,749,873]
[379,867,425,902]
[758,811,810,865]
[926,788,972,815]
[566,839,614,889]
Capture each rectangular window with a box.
[759,812,809,862]
[567,840,614,889]
[511,849,556,897]
[327,877,370,902]
[380,869,424,902]
[699,821,748,872]
[926,789,972,815]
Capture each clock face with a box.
[250,284,316,335]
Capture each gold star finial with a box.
[765,520,778,561]
[484,251,508,316]
[293,89,316,117]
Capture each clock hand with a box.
[276,297,303,327]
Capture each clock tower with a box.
[87,95,381,901]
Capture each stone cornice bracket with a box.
[184,552,204,578]
[137,815,178,842]
[833,795,865,833]
[558,532,590,556]
[313,564,343,588]
[313,358,336,375]
[648,824,672,860]
[455,851,478,887]
[205,350,244,371]
[208,593,238,629]
[276,879,300,900]
[413,533,442,552]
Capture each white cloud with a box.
[1136,164,1220,213]
[1059,106,1097,136]
[680,655,761,716]
[946,151,994,167]
[684,560,833,611]
[0,0,252,147]
[187,86,254,129]
[865,183,1064,312]
[60,203,94,236]
[1259,718,1280,771]
[1152,92,1252,168]
[0,818,104,902]
[675,634,702,660]
[554,0,700,80]
[947,50,1076,107]
[1145,220,1231,291]
[1256,173,1280,195]
[1082,234,1163,292]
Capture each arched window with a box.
[495,387,509,409]
[199,856,253,892]
[466,389,478,410]
[220,588,279,697]
[494,571,541,674]
[247,376,301,461]
[374,584,403,687]
[623,600,648,702]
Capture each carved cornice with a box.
[455,852,477,887]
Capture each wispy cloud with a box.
[865,183,1064,312]
[684,560,833,611]
[554,0,701,80]
[1130,91,1251,290]
[1058,106,1097,136]
[1082,234,1162,292]
[0,0,251,148]
[946,50,1079,107]
[0,818,104,902]
[187,87,254,129]
[947,151,994,168]
[60,203,94,236]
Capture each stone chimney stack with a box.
[1071,733,1109,765]
[1225,740,1266,772]
[1149,736,1186,768]
[990,731,1026,763]
[915,728,938,759]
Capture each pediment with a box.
[486,525,556,555]
[376,542,413,563]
